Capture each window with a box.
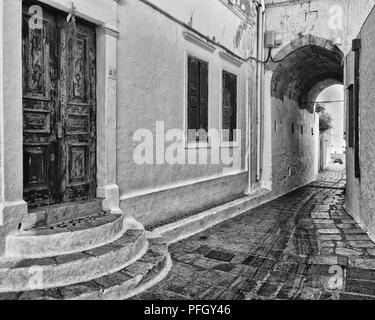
[348,84,354,148]
[187,56,209,142]
[222,70,237,142]
[292,122,295,134]
[301,125,304,135]
[352,38,361,178]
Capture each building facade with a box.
[0,0,266,298]
[344,5,375,241]
[1,0,375,299]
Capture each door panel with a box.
[23,2,96,207]
[22,5,58,206]
[58,17,97,203]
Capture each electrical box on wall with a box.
[264,31,282,48]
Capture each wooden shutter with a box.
[229,74,237,141]
[348,85,354,148]
[222,71,237,142]
[188,57,200,133]
[352,39,361,179]
[199,61,209,132]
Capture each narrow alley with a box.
[134,166,375,300]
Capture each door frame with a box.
[0,0,121,253]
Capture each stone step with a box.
[152,188,271,244]
[22,199,104,231]
[6,213,130,259]
[0,228,148,293]
[0,244,172,300]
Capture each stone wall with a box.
[271,96,319,197]
[345,5,375,240]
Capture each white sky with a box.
[317,85,345,154]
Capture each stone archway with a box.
[267,35,344,196]
[270,35,344,113]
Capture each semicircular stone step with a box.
[4,244,172,300]
[0,228,148,293]
[5,213,128,259]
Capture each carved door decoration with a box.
[23,2,97,207]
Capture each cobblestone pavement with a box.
[134,166,375,300]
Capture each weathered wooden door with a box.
[23,2,96,207]
[23,4,58,206]
[57,16,97,204]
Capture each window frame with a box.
[185,53,211,149]
[220,67,240,147]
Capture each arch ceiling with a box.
[270,36,344,113]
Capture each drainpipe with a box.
[256,0,265,183]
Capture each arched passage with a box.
[268,35,344,195]
[271,35,344,112]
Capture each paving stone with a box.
[346,235,372,241]
[339,293,375,300]
[219,290,246,300]
[335,248,363,257]
[276,284,300,300]
[343,229,367,235]
[229,264,258,276]
[192,257,222,269]
[315,224,338,229]
[229,277,258,293]
[0,292,19,300]
[170,251,198,264]
[295,287,323,300]
[346,279,375,296]
[214,263,235,272]
[257,282,283,298]
[194,245,212,255]
[170,241,201,253]
[205,250,235,262]
[320,248,335,255]
[317,229,341,235]
[181,280,213,298]
[197,286,228,300]
[243,255,277,270]
[319,235,342,241]
[319,291,335,300]
[314,219,335,224]
[312,212,331,219]
[337,224,357,229]
[337,256,349,267]
[349,241,375,249]
[351,259,375,270]
[320,241,336,248]
[347,268,375,281]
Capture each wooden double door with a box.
[22,2,97,207]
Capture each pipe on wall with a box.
[248,0,264,193]
[256,0,265,182]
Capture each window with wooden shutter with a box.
[348,84,354,148]
[187,56,209,142]
[222,70,237,142]
[352,38,361,179]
